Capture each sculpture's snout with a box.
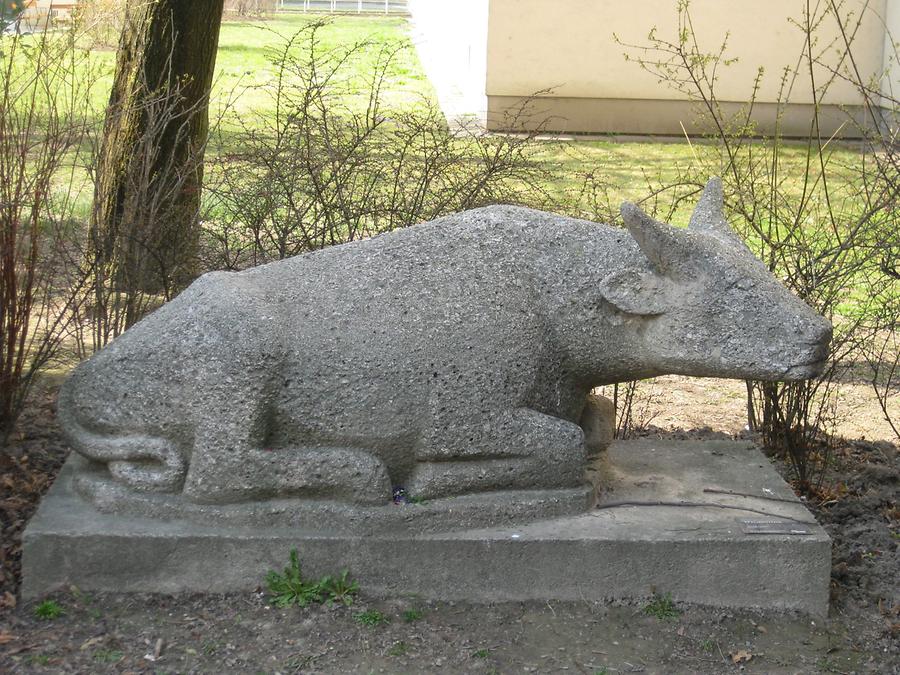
[780,316,832,381]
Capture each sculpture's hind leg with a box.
[183,442,391,505]
[181,386,391,505]
[174,345,391,504]
[408,407,586,500]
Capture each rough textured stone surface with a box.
[23,440,832,616]
[57,178,831,514]
[70,454,593,532]
[580,393,615,455]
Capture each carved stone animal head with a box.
[599,178,832,381]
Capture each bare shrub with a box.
[618,0,898,490]
[202,20,549,269]
[0,30,100,443]
[86,19,214,350]
[86,81,209,348]
[861,305,900,442]
[74,0,127,49]
[607,380,660,440]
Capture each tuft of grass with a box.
[33,600,64,620]
[402,607,423,623]
[387,641,408,656]
[642,592,679,620]
[92,648,124,663]
[354,608,389,627]
[472,648,490,658]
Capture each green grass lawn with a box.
[213,14,434,119]
[15,14,430,122]
[31,13,875,237]
[39,13,434,221]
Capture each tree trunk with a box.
[91,0,224,325]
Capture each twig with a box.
[702,487,799,504]
[593,500,817,525]
[2,642,41,656]
[716,640,726,664]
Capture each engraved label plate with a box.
[740,519,813,535]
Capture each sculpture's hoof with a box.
[342,456,392,505]
[325,450,391,506]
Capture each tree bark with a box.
[92,0,224,312]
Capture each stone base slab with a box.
[22,440,831,615]
[71,455,593,534]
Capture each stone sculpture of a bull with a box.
[58,178,831,506]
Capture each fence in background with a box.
[277,0,409,14]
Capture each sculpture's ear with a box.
[598,268,670,316]
[688,177,745,248]
[620,201,691,275]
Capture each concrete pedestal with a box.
[22,440,831,615]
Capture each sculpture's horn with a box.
[620,201,690,274]
[688,177,743,247]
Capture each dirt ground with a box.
[1,379,898,674]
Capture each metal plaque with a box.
[739,519,813,535]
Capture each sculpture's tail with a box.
[57,378,186,492]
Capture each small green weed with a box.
[92,648,124,663]
[26,654,52,666]
[473,648,490,658]
[642,592,679,620]
[265,549,359,607]
[817,656,849,673]
[595,669,610,675]
[283,653,317,670]
[266,549,322,607]
[402,607,423,622]
[700,638,715,653]
[68,586,89,603]
[354,608,389,626]
[33,600,64,620]
[319,570,360,606]
[387,641,408,656]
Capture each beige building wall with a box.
[486,0,893,136]
[883,1,900,103]
[20,1,78,30]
